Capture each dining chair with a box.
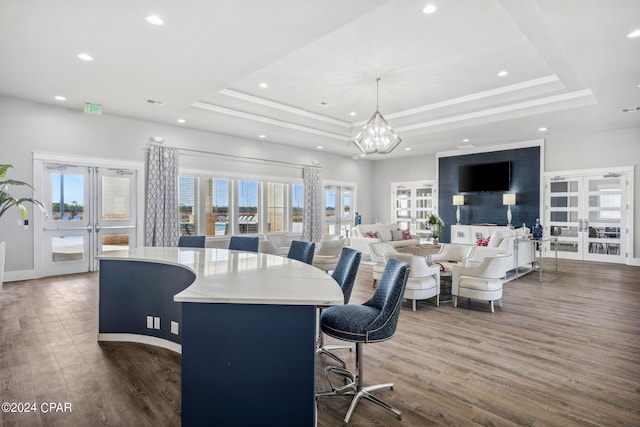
[178,235,206,248]
[228,236,259,252]
[287,240,315,265]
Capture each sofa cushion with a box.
[488,229,515,248]
[391,229,404,241]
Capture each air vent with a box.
[145,99,166,106]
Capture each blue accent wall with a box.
[438,146,541,243]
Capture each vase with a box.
[532,218,543,240]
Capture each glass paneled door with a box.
[324,185,354,237]
[546,171,629,263]
[42,164,137,276]
[391,181,436,238]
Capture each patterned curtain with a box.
[302,166,323,242]
[144,145,180,246]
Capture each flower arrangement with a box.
[0,164,47,220]
[427,213,444,238]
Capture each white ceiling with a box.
[1,0,638,159]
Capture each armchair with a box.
[369,242,402,287]
[429,244,476,270]
[452,254,513,312]
[387,253,440,311]
[312,238,346,272]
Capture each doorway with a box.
[323,184,354,238]
[545,168,632,263]
[38,162,138,276]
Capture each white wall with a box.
[0,95,373,275]
[371,127,640,260]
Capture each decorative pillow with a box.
[391,229,404,241]
[364,231,377,238]
[375,231,384,240]
[476,237,489,246]
[402,229,411,240]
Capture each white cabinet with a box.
[450,225,506,244]
[450,225,471,244]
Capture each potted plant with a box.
[1,164,47,287]
[427,213,444,244]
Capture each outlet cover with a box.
[154,317,160,330]
[147,316,154,329]
[171,321,179,335]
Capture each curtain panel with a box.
[145,145,180,246]
[302,166,323,242]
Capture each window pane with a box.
[238,180,259,234]
[179,176,199,235]
[51,173,84,221]
[292,184,304,233]
[206,178,229,236]
[102,176,129,221]
[267,182,285,233]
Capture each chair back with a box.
[368,242,397,263]
[265,233,292,248]
[228,236,259,252]
[178,235,206,248]
[331,248,361,303]
[287,240,316,265]
[258,240,285,255]
[387,253,431,278]
[315,238,345,256]
[362,258,410,342]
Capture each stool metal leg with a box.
[317,342,401,425]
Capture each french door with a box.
[545,169,631,263]
[41,163,138,275]
[324,184,354,237]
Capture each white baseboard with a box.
[97,333,182,354]
[2,269,40,283]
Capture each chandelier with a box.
[352,77,401,155]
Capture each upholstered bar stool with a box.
[317,258,411,425]
[317,247,361,367]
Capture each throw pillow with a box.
[402,229,411,240]
[375,231,384,240]
[391,229,404,241]
[476,237,489,246]
[364,231,377,238]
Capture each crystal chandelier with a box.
[352,77,401,155]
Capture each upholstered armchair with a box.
[451,254,513,312]
[369,242,402,287]
[265,233,296,253]
[312,238,346,272]
[258,239,287,256]
[387,253,440,310]
[429,243,476,270]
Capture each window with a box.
[206,178,229,236]
[267,182,285,232]
[179,176,198,235]
[291,183,304,233]
[238,180,259,234]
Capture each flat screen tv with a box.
[458,161,511,192]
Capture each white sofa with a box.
[348,223,419,255]
[467,227,533,271]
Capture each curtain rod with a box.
[145,143,321,169]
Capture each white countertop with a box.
[99,247,344,306]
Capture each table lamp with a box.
[453,195,464,225]
[503,193,516,228]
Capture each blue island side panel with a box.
[99,259,196,344]
[181,302,317,427]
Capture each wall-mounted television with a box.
[458,161,511,192]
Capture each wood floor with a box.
[0,259,638,426]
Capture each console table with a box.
[98,247,343,427]
[515,237,559,282]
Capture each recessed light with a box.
[77,53,93,61]
[316,145,324,150]
[626,29,640,38]
[422,3,437,14]
[462,138,470,142]
[258,134,266,139]
[177,118,186,124]
[349,112,357,116]
[146,15,164,26]
[539,127,548,132]
[497,70,508,77]
[404,147,412,151]
[319,102,334,107]
[258,82,268,89]
[54,95,66,101]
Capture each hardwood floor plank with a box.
[0,260,638,426]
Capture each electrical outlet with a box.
[171,321,179,335]
[154,317,160,330]
[146,316,154,329]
